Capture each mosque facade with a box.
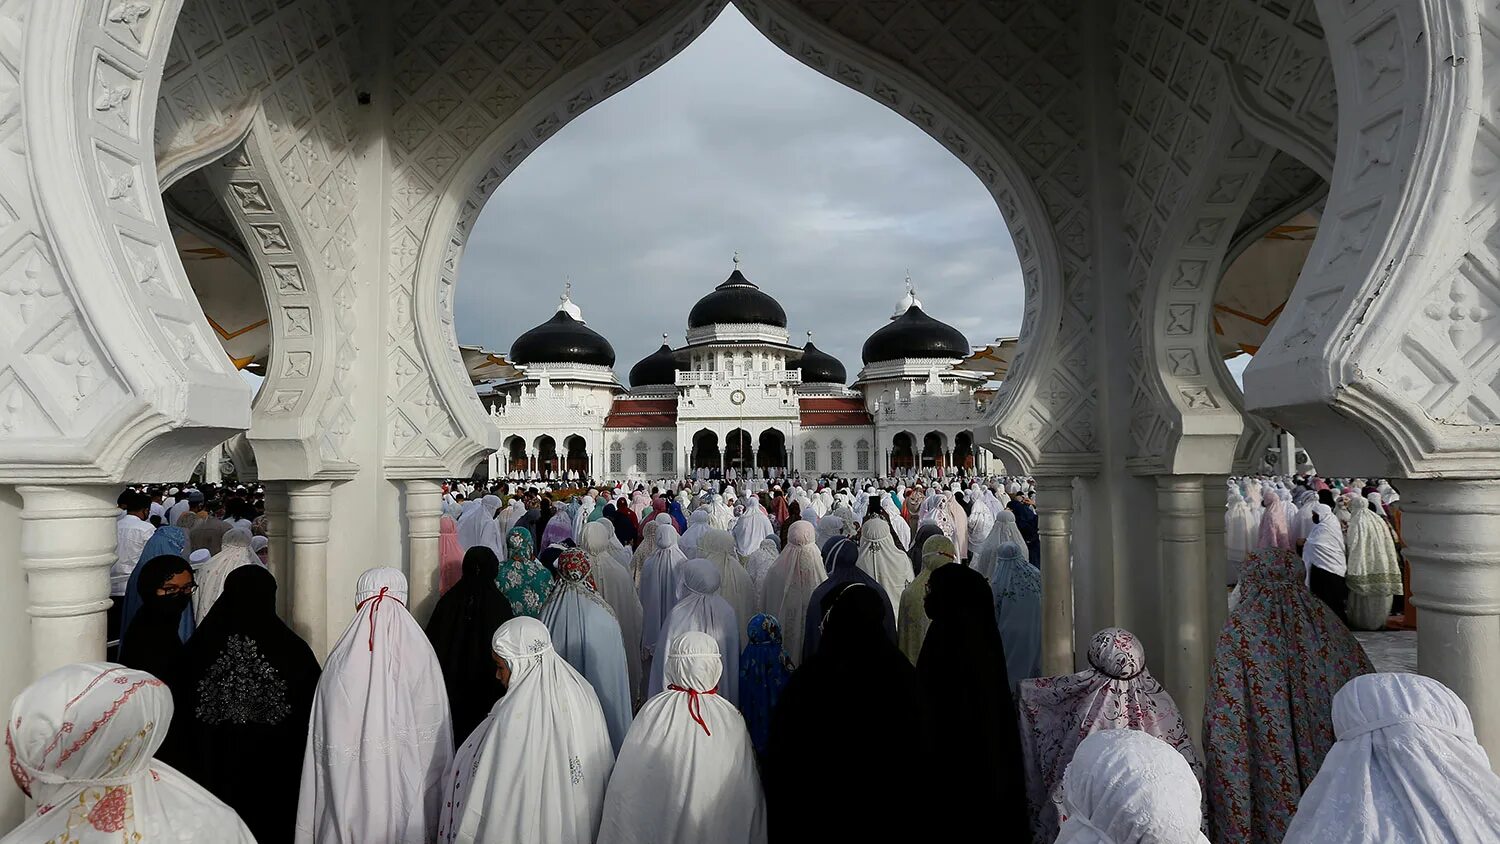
[471,266,1010,481]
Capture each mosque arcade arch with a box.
[5,7,1500,827]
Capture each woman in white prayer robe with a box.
[1343,496,1403,630]
[761,520,828,663]
[679,508,712,558]
[2,662,256,844]
[707,494,735,531]
[1056,729,1210,844]
[973,510,1028,581]
[1303,503,1350,624]
[296,567,454,844]
[698,527,756,649]
[437,617,614,844]
[1284,673,1500,843]
[880,493,912,550]
[457,494,501,551]
[598,633,768,844]
[192,525,261,623]
[540,548,634,752]
[497,497,525,536]
[854,517,914,611]
[580,520,645,702]
[572,494,595,542]
[732,500,774,557]
[649,558,740,705]
[639,517,689,678]
[744,536,781,607]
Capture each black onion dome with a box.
[792,339,846,384]
[861,305,970,364]
[509,310,615,367]
[629,340,678,388]
[687,269,787,328]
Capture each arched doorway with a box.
[724,428,752,473]
[922,431,946,470]
[891,432,916,472]
[504,435,526,475]
[534,435,558,478]
[954,431,974,474]
[757,429,786,474]
[564,435,589,477]
[691,429,721,470]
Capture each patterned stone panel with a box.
[199,118,355,478]
[1227,149,1325,260]
[1248,0,1500,476]
[733,0,1099,473]
[0,0,249,482]
[158,0,362,472]
[384,0,728,476]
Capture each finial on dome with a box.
[733,251,742,270]
[662,332,669,344]
[807,330,813,341]
[893,273,922,318]
[556,279,583,321]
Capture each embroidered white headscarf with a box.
[437,617,614,844]
[1056,729,1210,844]
[1284,673,1500,843]
[295,568,454,844]
[2,663,255,844]
[597,633,767,844]
[540,548,634,753]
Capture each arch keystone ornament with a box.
[1247,0,1500,763]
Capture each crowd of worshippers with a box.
[7,478,1500,843]
[1224,475,1406,632]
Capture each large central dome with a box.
[509,298,616,367]
[687,269,787,329]
[861,289,970,364]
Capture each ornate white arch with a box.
[0,0,248,484]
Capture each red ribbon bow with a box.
[356,586,405,652]
[667,684,719,736]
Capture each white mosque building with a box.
[468,264,1014,481]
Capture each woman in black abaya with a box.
[168,565,320,844]
[120,554,195,684]
[917,563,1031,840]
[424,545,514,745]
[766,583,919,843]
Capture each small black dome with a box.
[629,341,678,388]
[791,339,846,384]
[861,305,970,364]
[687,269,787,328]
[509,309,615,367]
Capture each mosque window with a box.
[856,439,871,471]
[661,442,675,473]
[830,439,844,472]
[609,442,622,473]
[803,440,817,471]
[634,441,648,473]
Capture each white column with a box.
[288,480,333,658]
[1035,476,1075,674]
[405,479,443,623]
[1201,476,1228,651]
[262,482,291,619]
[18,485,117,676]
[204,443,223,483]
[1277,430,1296,476]
[1157,474,1208,745]
[1401,478,1500,765]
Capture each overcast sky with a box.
[454,6,1023,381]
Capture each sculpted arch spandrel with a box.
[0,0,249,484]
[388,0,1092,479]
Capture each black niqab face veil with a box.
[121,554,193,681]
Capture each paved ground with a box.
[1353,629,1418,673]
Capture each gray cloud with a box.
[455,6,1022,381]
